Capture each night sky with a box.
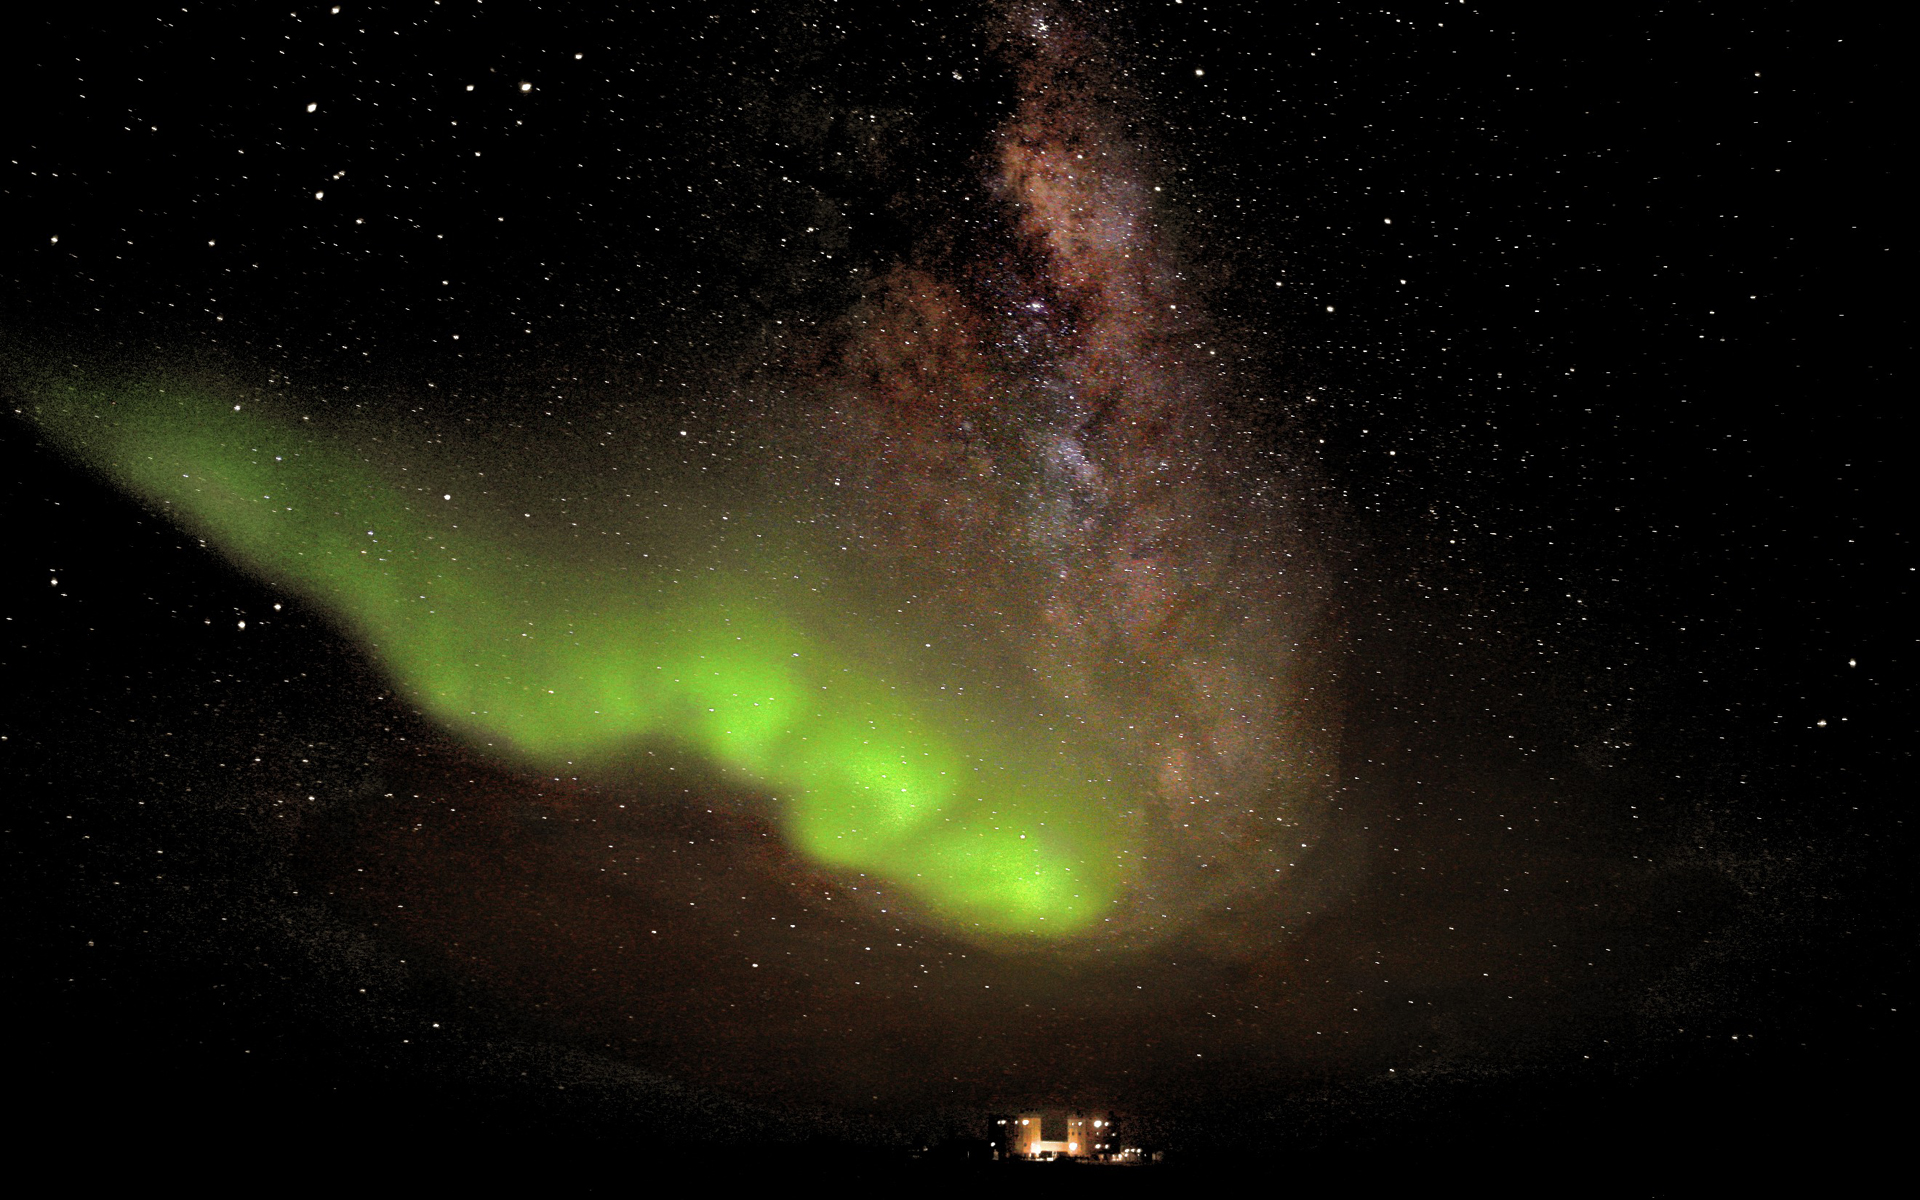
[4,1,1903,1184]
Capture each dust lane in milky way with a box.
[19,2,1337,948]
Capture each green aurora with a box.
[22,373,1134,941]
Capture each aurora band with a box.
[22,374,1127,940]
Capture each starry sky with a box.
[3,0,1903,1181]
